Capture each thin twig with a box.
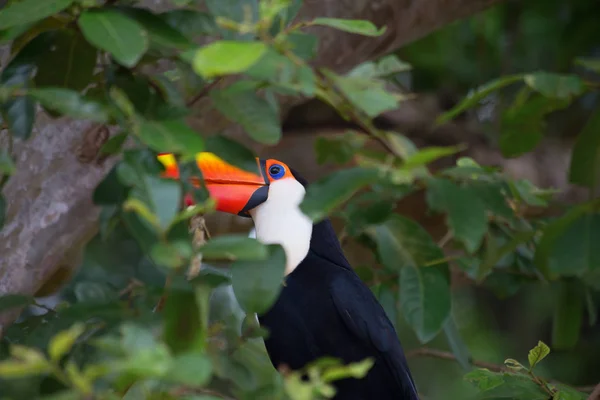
[186,78,223,107]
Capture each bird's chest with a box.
[258,270,343,369]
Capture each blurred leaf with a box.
[73,281,116,303]
[314,132,367,165]
[348,55,411,79]
[524,72,585,99]
[201,235,268,261]
[401,146,464,170]
[504,358,525,371]
[193,41,267,78]
[465,369,548,399]
[534,200,600,278]
[426,178,487,253]
[569,107,600,189]
[321,357,375,382]
[34,29,97,91]
[28,88,109,122]
[164,290,204,354]
[437,74,523,124]
[0,359,51,378]
[311,18,386,37]
[443,317,472,371]
[369,215,450,342]
[117,7,192,51]
[135,118,204,156]
[324,71,398,118]
[100,132,129,156]
[0,0,74,30]
[48,323,85,363]
[211,86,281,145]
[548,213,600,275]
[480,230,536,281]
[301,167,379,222]
[575,58,600,74]
[231,244,286,314]
[164,352,213,386]
[0,194,6,229]
[160,9,218,38]
[205,135,259,173]
[552,282,583,350]
[0,294,33,312]
[527,340,550,369]
[143,175,182,230]
[78,9,148,67]
[0,149,16,176]
[246,48,316,95]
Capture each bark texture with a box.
[0,0,505,332]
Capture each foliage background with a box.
[0,0,599,399]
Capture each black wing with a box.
[329,269,419,398]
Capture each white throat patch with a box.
[249,178,313,276]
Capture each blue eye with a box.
[269,164,285,179]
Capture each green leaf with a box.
[547,213,600,275]
[211,86,281,145]
[347,55,411,79]
[575,58,600,74]
[569,107,600,189]
[205,135,259,173]
[193,41,267,78]
[0,149,16,176]
[78,9,148,67]
[524,72,585,99]
[164,352,213,386]
[324,71,399,118]
[436,74,523,124]
[301,167,379,222]
[443,317,471,371]
[527,340,550,369]
[534,200,600,278]
[321,358,375,382]
[401,146,464,170]
[143,175,182,230]
[504,358,526,371]
[311,18,386,37]
[0,294,34,312]
[314,132,366,165]
[426,178,487,253]
[28,88,109,122]
[201,235,268,261]
[136,118,204,156]
[163,290,204,354]
[552,281,583,350]
[33,29,97,91]
[160,10,218,39]
[48,323,85,363]
[480,230,536,280]
[369,215,450,342]
[465,369,548,399]
[117,7,192,51]
[0,0,74,30]
[231,244,286,314]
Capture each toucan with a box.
[158,152,419,400]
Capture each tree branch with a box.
[0,0,506,332]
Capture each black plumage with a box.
[257,169,419,400]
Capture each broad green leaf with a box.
[524,72,585,99]
[28,88,109,122]
[193,41,267,78]
[321,358,375,382]
[48,323,85,363]
[311,18,386,37]
[164,352,213,386]
[34,29,97,91]
[0,0,74,30]
[552,386,588,400]
[78,9,148,67]
[324,71,399,118]
[117,7,192,51]
[465,369,548,399]
[347,55,411,79]
[426,178,487,253]
[211,86,281,145]
[0,149,16,176]
[534,200,600,278]
[369,215,450,342]
[151,242,191,269]
[527,340,550,369]
[552,281,583,350]
[136,118,204,156]
[205,135,259,173]
[0,294,34,312]
[480,230,536,280]
[143,175,182,230]
[160,10,218,38]
[0,359,52,378]
[301,167,379,222]
[231,244,286,314]
[163,290,204,354]
[548,212,600,275]
[569,107,600,189]
[201,235,268,261]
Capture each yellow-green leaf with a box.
[49,323,86,362]
[527,340,550,369]
[193,41,267,78]
[312,18,386,37]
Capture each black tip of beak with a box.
[238,185,270,217]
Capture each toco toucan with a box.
[158,152,419,400]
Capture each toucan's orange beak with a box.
[157,152,268,217]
